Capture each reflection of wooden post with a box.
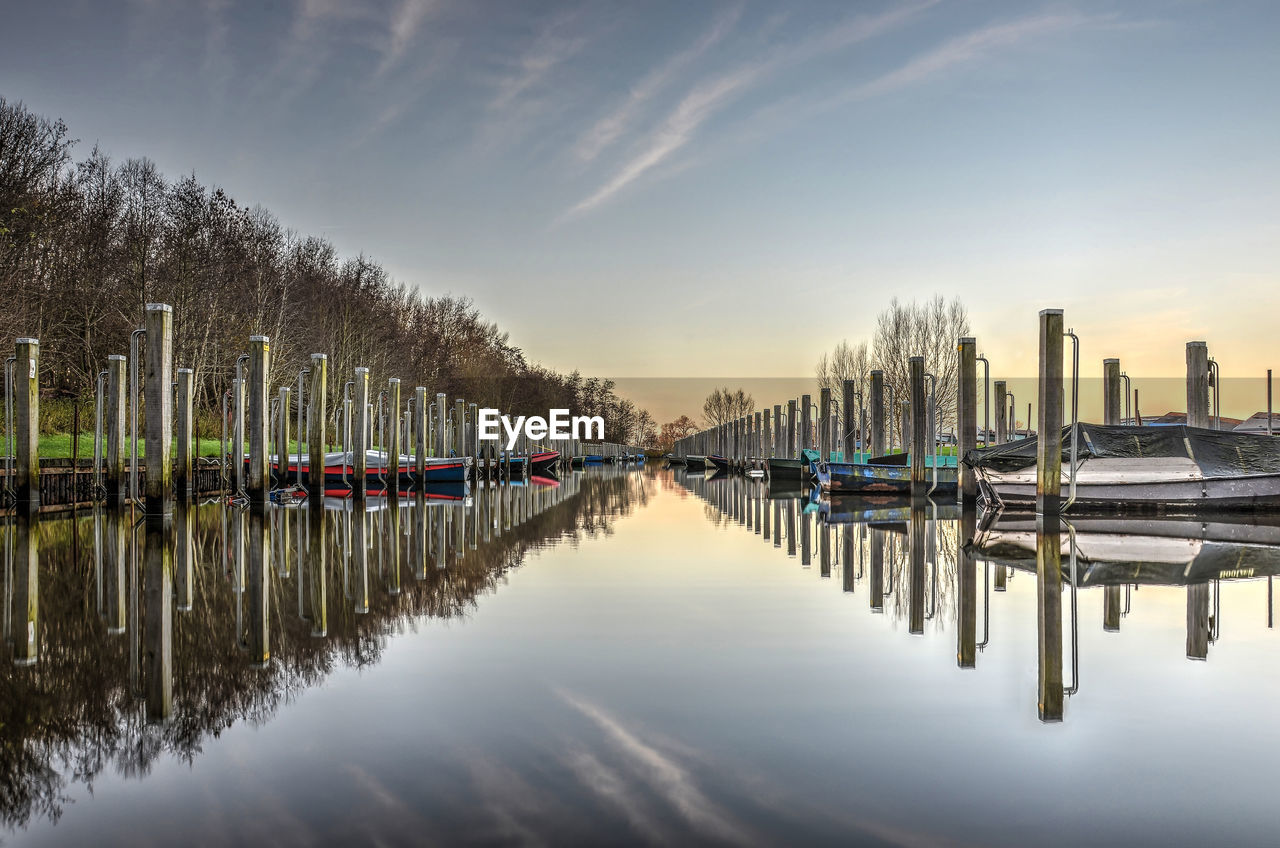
[104,509,127,632]
[786,501,797,557]
[246,505,270,666]
[413,493,428,580]
[1186,583,1210,660]
[869,527,885,612]
[12,507,39,665]
[353,508,369,613]
[820,524,830,578]
[14,338,39,506]
[144,518,173,720]
[307,503,328,637]
[800,509,811,566]
[176,504,193,611]
[958,504,977,667]
[994,563,1007,592]
[842,526,855,592]
[1103,585,1121,632]
[1037,515,1064,721]
[909,505,925,634]
[387,496,402,595]
[1037,310,1065,515]
[773,501,781,549]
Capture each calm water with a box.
[3,465,1279,846]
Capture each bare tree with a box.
[871,296,969,432]
[702,387,755,428]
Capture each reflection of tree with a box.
[0,469,648,831]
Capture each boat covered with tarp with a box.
[814,452,958,496]
[964,423,1280,512]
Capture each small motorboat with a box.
[815,452,958,496]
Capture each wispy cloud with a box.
[378,0,439,76]
[852,10,1104,100]
[560,2,937,220]
[572,4,742,163]
[491,10,589,112]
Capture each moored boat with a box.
[707,454,731,473]
[267,451,472,493]
[814,453,958,496]
[965,423,1280,512]
[685,454,708,471]
[767,449,821,480]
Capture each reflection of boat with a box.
[815,453,958,495]
[708,455,730,473]
[665,454,686,467]
[321,484,469,510]
[815,496,962,525]
[968,513,1280,584]
[966,423,1280,512]
[768,449,821,480]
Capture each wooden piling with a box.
[307,354,328,496]
[353,368,369,497]
[841,379,858,459]
[994,380,1008,444]
[909,356,926,499]
[14,338,39,506]
[143,306,174,512]
[1103,358,1121,426]
[175,368,193,499]
[435,393,447,457]
[786,400,797,459]
[800,394,812,451]
[958,338,977,502]
[869,370,885,457]
[819,387,831,460]
[276,385,290,490]
[453,398,465,457]
[246,334,270,505]
[414,387,427,483]
[387,378,401,493]
[106,354,126,501]
[1186,341,1210,428]
[1037,310,1065,515]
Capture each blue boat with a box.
[814,453,958,496]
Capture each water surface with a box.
[3,466,1278,846]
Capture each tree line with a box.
[0,96,653,445]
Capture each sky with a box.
[3,0,1279,419]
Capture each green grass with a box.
[35,434,335,460]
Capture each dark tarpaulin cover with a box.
[962,423,1280,477]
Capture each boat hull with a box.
[817,461,958,495]
[685,455,708,470]
[977,468,1280,513]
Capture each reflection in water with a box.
[0,467,642,833]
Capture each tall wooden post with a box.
[353,367,369,498]
[819,387,831,460]
[435,393,448,456]
[786,399,797,459]
[1186,341,1210,429]
[841,379,857,459]
[144,306,174,514]
[246,334,270,505]
[307,354,328,496]
[1037,309,1065,515]
[909,356,926,500]
[14,338,39,506]
[106,354,127,501]
[1103,358,1121,426]
[175,368,193,500]
[869,370,885,458]
[414,386,427,482]
[800,394,812,451]
[386,378,401,494]
[994,380,1008,444]
[958,338,978,502]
